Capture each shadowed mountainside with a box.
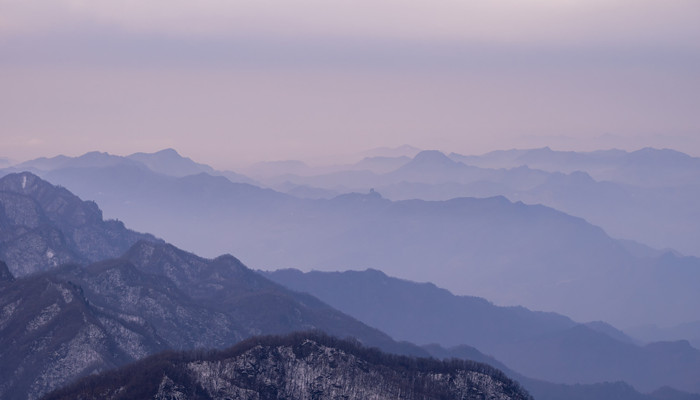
[266,268,700,394]
[0,241,427,400]
[42,332,533,400]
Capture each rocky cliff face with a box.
[1,240,427,400]
[0,260,14,282]
[44,333,533,400]
[0,269,151,400]
[0,172,158,276]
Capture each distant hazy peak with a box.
[412,149,454,163]
[627,147,698,166]
[127,148,216,177]
[150,148,180,155]
[632,147,687,156]
[15,151,145,172]
[70,151,143,166]
[129,148,185,160]
[80,150,111,157]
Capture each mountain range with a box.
[0,174,424,399]
[449,147,700,188]
[265,268,700,394]
[251,148,700,257]
[1,172,698,399]
[4,154,698,329]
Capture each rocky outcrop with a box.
[43,333,533,400]
[0,260,14,283]
[0,172,159,276]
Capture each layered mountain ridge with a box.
[1,171,697,400]
[0,239,427,400]
[265,268,700,394]
[5,150,700,328]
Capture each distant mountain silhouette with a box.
[264,268,577,350]
[450,147,700,188]
[11,149,257,184]
[13,147,699,255]
[127,148,216,177]
[127,148,256,184]
[629,320,700,350]
[10,165,700,328]
[250,149,700,256]
[14,151,141,172]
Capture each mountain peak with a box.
[127,149,215,177]
[412,150,453,164]
[0,171,46,194]
[81,150,110,157]
[0,173,158,276]
[155,148,180,156]
[628,147,695,165]
[137,148,186,160]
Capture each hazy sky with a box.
[1,0,699,168]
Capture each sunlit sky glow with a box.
[1,0,699,168]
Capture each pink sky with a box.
[1,0,699,168]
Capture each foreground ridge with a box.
[43,332,532,400]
